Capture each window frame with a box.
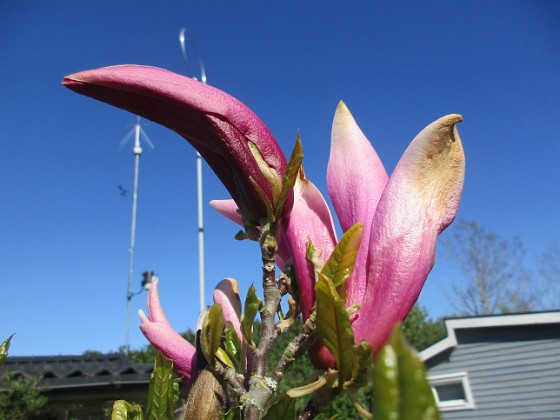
[428,372,475,411]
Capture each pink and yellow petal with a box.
[353,114,465,353]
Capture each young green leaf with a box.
[145,351,176,420]
[0,334,14,366]
[306,239,324,275]
[372,324,440,420]
[222,406,242,420]
[248,140,283,208]
[315,273,356,388]
[352,340,373,388]
[321,223,363,300]
[216,347,235,369]
[201,304,225,368]
[224,321,242,363]
[241,284,261,349]
[112,400,143,420]
[264,394,296,420]
[274,133,304,220]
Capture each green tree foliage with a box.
[264,304,443,419]
[402,305,445,351]
[0,373,48,420]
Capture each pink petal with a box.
[327,101,388,232]
[146,279,171,326]
[210,199,243,225]
[327,102,389,305]
[138,281,197,383]
[213,278,242,339]
[281,168,337,319]
[353,114,465,353]
[63,65,286,225]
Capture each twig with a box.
[214,362,247,399]
[244,224,282,419]
[272,310,316,383]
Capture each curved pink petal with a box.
[210,199,243,225]
[63,65,286,225]
[328,101,388,232]
[353,114,465,353]
[327,101,389,305]
[146,279,171,326]
[281,168,337,319]
[138,280,197,383]
[213,278,242,339]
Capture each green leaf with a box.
[274,133,304,220]
[241,284,261,349]
[372,324,440,420]
[352,340,373,388]
[234,230,248,241]
[248,140,283,208]
[201,304,225,368]
[315,274,356,388]
[321,223,364,300]
[224,321,242,363]
[264,395,296,420]
[145,351,176,420]
[0,334,14,366]
[112,400,143,420]
[216,347,235,368]
[306,239,324,275]
[222,406,242,420]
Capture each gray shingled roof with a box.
[0,353,153,389]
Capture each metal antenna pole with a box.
[179,27,207,312]
[122,116,154,353]
[196,150,205,313]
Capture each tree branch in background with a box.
[442,219,541,315]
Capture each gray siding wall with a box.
[425,324,560,419]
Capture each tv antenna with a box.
[179,27,206,312]
[122,116,154,353]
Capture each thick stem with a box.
[244,224,281,419]
[255,224,280,376]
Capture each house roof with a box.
[420,311,560,362]
[0,353,153,390]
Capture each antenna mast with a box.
[123,116,154,353]
[179,27,207,313]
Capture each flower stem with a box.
[244,223,281,419]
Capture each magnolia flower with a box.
[299,103,465,365]
[62,65,287,225]
[138,278,242,384]
[214,102,465,366]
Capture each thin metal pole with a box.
[125,120,142,353]
[179,27,207,312]
[196,152,205,312]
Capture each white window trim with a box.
[429,372,475,412]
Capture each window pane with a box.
[436,383,466,401]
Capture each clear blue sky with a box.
[1,2,558,356]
